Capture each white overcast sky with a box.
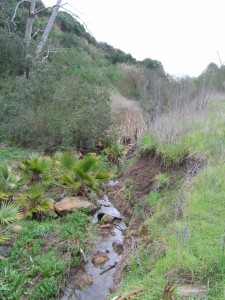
[43,0,225,77]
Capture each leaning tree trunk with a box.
[24,0,37,51]
[35,0,62,58]
[24,0,37,77]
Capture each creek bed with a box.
[60,194,126,300]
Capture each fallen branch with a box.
[113,224,124,231]
[100,261,118,275]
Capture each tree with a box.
[5,0,63,76]
[24,0,37,51]
[35,0,62,58]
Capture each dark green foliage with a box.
[140,58,164,71]
[100,42,137,65]
[0,62,111,152]
[56,11,86,36]
[0,33,25,76]
[198,62,225,92]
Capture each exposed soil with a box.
[108,149,203,223]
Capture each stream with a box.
[60,190,126,300]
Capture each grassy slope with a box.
[0,150,98,300]
[115,98,225,299]
[0,211,94,300]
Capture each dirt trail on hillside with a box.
[110,92,141,112]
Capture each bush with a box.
[0,33,25,76]
[0,63,111,152]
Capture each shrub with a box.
[114,64,141,99]
[0,64,111,152]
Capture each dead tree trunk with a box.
[35,0,62,58]
[24,0,37,77]
[24,0,37,50]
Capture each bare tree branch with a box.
[216,51,223,67]
[32,27,41,38]
[11,0,29,25]
[41,48,56,62]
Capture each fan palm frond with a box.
[27,185,44,201]
[0,202,20,225]
[74,156,98,173]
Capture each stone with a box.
[11,225,22,232]
[74,270,94,289]
[92,251,109,266]
[16,213,25,220]
[47,198,56,211]
[113,242,124,255]
[101,213,115,223]
[99,224,113,229]
[0,255,6,260]
[55,196,94,213]
[48,211,58,219]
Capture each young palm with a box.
[0,201,20,243]
[17,185,51,219]
[19,156,52,186]
[61,155,112,197]
[0,163,23,201]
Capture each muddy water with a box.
[60,194,126,300]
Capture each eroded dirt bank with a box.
[107,150,204,295]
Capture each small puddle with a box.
[60,193,126,300]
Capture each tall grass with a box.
[109,110,147,145]
[115,98,225,299]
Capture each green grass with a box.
[0,211,93,300]
[114,99,225,299]
[0,148,31,166]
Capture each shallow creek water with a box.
[60,192,126,300]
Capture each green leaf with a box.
[74,156,98,173]
[61,173,74,186]
[73,182,81,190]
[73,167,93,183]
[27,185,44,201]
[0,202,20,225]
[95,172,112,180]
[0,189,10,201]
[60,152,78,171]
[38,199,51,211]
[0,163,11,180]
[0,234,10,244]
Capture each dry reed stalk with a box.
[110,109,147,144]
